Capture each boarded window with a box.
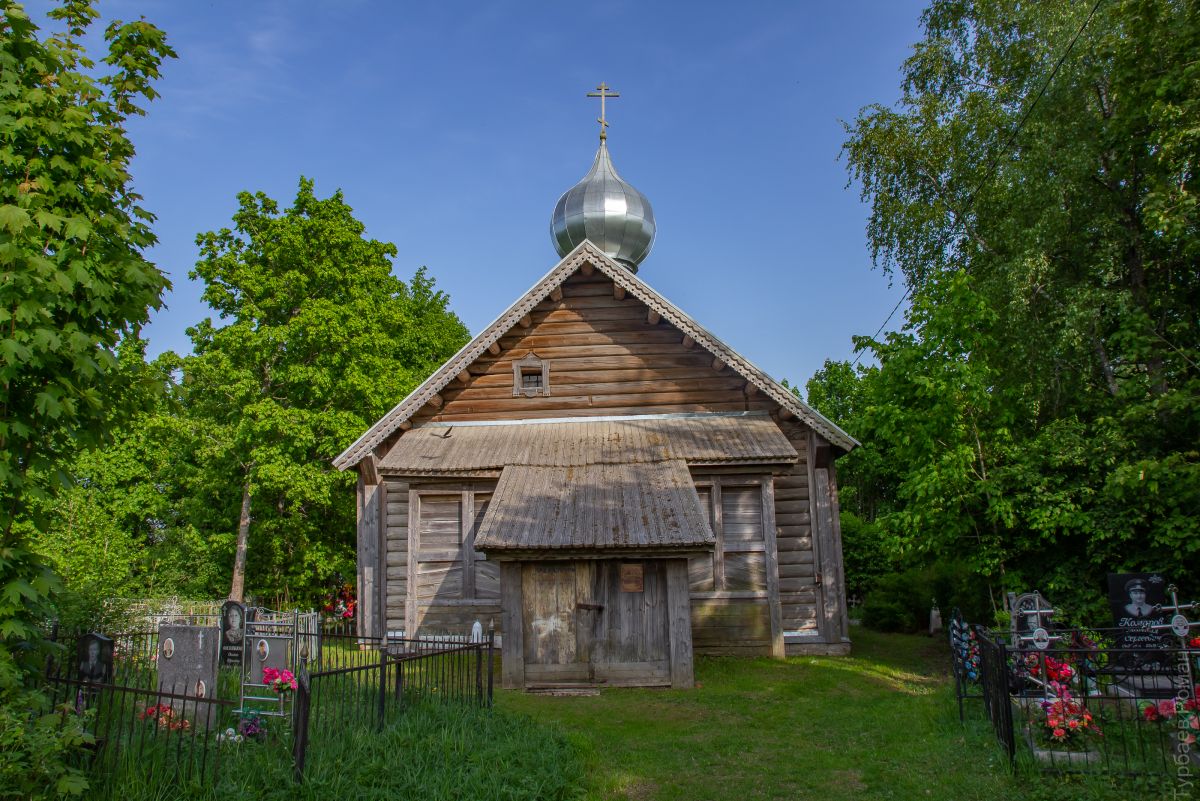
[721,486,766,591]
[416,491,496,602]
[417,494,463,600]
[689,481,766,593]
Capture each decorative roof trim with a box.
[334,241,857,470]
[415,410,772,429]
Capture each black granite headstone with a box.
[76,633,113,684]
[219,601,247,667]
[1108,572,1172,672]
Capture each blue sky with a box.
[33,0,925,390]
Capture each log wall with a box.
[773,422,820,635]
[411,271,777,425]
[382,478,409,635]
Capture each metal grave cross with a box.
[1149,584,1199,699]
[587,82,620,140]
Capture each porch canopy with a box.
[474,459,713,554]
[377,412,797,556]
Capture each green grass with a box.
[498,629,1165,801]
[83,630,1180,800]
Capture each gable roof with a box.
[334,240,858,470]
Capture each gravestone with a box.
[247,634,292,678]
[1108,572,1175,697]
[76,633,113,684]
[219,600,248,667]
[157,625,220,729]
[1008,591,1055,649]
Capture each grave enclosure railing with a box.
[39,622,497,793]
[954,619,1198,779]
[41,661,236,799]
[291,633,496,782]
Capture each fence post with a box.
[997,638,1014,765]
[475,639,484,707]
[292,673,311,783]
[486,624,494,708]
[377,647,387,731]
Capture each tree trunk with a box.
[230,477,252,602]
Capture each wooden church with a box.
[335,91,857,689]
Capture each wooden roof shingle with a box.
[473,460,715,552]
[376,412,798,474]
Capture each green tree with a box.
[0,3,173,795]
[839,0,1199,618]
[0,0,174,539]
[184,179,469,602]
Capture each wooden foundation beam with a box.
[711,357,725,372]
[488,342,501,356]
[647,310,661,326]
[614,285,626,301]
[550,287,563,302]
[427,393,444,409]
[519,314,532,328]
[681,335,695,349]
[457,370,470,384]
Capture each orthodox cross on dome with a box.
[587,82,620,141]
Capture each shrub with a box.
[861,561,994,633]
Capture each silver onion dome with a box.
[550,140,655,271]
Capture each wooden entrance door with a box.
[521,560,671,687]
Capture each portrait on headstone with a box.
[1108,573,1168,628]
[256,638,269,662]
[219,600,247,666]
[1107,572,1172,673]
[162,638,175,659]
[77,633,113,684]
[194,679,207,699]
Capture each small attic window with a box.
[512,352,550,398]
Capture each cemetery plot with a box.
[953,580,1200,780]
[39,618,499,799]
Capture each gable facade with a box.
[344,242,855,688]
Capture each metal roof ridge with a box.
[414,410,772,429]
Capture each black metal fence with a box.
[41,663,236,798]
[39,623,497,794]
[292,633,496,781]
[954,617,1198,778]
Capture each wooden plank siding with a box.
[773,422,821,636]
[687,476,780,656]
[402,482,502,637]
[410,271,777,425]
